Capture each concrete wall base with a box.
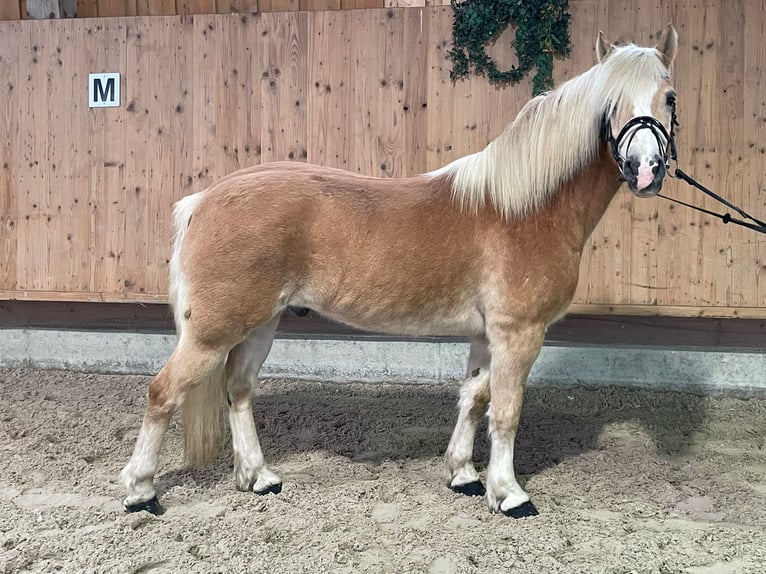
[1,329,764,396]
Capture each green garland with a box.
[449,0,572,95]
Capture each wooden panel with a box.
[306,9,352,169]
[191,13,261,187]
[400,6,428,175]
[258,0,298,11]
[136,0,174,14]
[1,5,765,319]
[16,21,52,291]
[258,11,308,163]
[0,22,20,290]
[75,0,98,16]
[0,2,22,19]
[743,0,766,307]
[122,17,192,295]
[346,8,406,176]
[176,0,216,14]
[98,0,138,16]
[218,0,259,12]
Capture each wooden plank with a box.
[16,21,52,291]
[75,0,98,17]
[743,0,766,307]
[88,18,129,295]
[0,2,21,19]
[0,21,20,291]
[97,0,138,16]
[306,9,351,169]
[718,1,748,309]
[685,0,722,309]
[44,18,85,293]
[300,0,339,9]
[424,6,527,172]
[25,0,60,18]
[191,13,261,188]
[177,0,216,14]
[346,8,406,176]
[259,11,308,163]
[258,0,298,11]
[348,0,382,7]
[73,18,112,294]
[0,289,168,302]
[136,0,174,15]
[122,17,193,297]
[568,0,619,308]
[400,7,427,175]
[225,0,259,12]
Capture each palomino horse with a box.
[121,26,679,518]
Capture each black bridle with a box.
[606,113,677,173]
[607,103,766,235]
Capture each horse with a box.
[120,25,679,518]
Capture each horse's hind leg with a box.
[226,316,282,494]
[120,336,228,513]
[485,320,545,518]
[446,336,491,496]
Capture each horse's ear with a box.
[596,31,613,62]
[657,24,678,67]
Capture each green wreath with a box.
[449,0,572,95]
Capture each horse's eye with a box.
[666,92,677,107]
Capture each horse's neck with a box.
[537,145,623,251]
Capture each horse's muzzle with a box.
[623,156,666,197]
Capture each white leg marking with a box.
[226,317,282,493]
[486,431,530,512]
[446,337,491,489]
[484,323,544,513]
[120,418,168,507]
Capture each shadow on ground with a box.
[155,378,708,494]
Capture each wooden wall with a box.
[0,0,449,20]
[0,1,765,317]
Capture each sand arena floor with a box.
[1,368,765,573]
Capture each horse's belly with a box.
[293,295,485,337]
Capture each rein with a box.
[607,104,766,235]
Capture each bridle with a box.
[605,102,766,234]
[605,101,678,174]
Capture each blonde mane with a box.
[428,44,672,220]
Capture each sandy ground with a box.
[1,368,765,573]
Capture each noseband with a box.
[604,102,766,234]
[605,102,678,172]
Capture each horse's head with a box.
[599,25,679,197]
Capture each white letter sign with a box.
[89,73,120,108]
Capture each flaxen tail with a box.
[169,192,227,466]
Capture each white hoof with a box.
[253,468,282,494]
[499,490,531,513]
[449,465,481,489]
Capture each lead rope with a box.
[650,104,766,235]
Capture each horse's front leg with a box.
[485,320,545,518]
[445,336,491,496]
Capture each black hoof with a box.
[450,480,486,497]
[125,496,165,515]
[256,482,282,495]
[502,500,539,519]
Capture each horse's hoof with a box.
[124,496,165,515]
[255,482,282,495]
[502,500,539,519]
[450,480,486,497]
